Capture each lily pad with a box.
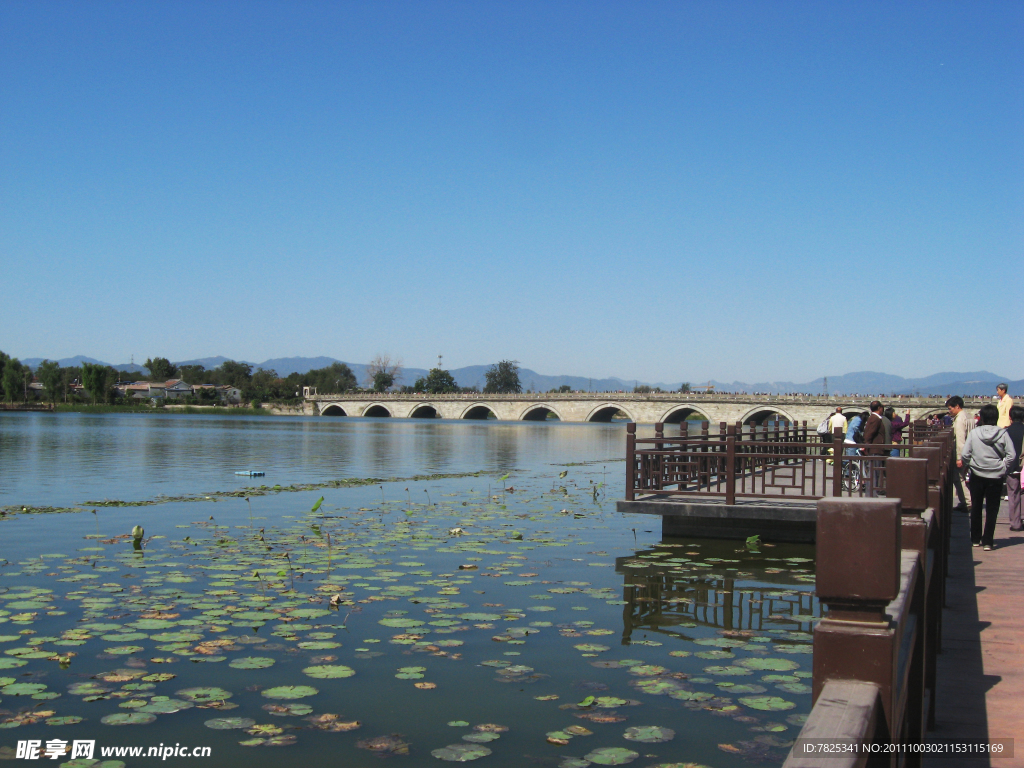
[101,713,157,725]
[303,664,355,679]
[623,725,675,743]
[738,696,796,711]
[261,685,318,700]
[205,717,257,730]
[584,747,640,765]
[738,657,800,671]
[462,732,500,743]
[431,744,492,761]
[176,687,233,704]
[229,657,276,670]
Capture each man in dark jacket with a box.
[862,401,888,495]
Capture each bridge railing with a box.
[783,449,953,766]
[625,420,947,504]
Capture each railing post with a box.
[813,498,901,737]
[625,423,636,502]
[726,424,736,505]
[832,427,844,497]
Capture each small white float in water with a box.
[235,470,265,476]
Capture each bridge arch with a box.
[362,403,393,418]
[660,404,713,424]
[461,403,498,420]
[586,403,635,423]
[520,403,562,421]
[740,405,797,426]
[321,404,348,417]
[409,404,439,419]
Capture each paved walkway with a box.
[927,505,1024,767]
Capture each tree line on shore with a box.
[0,352,533,405]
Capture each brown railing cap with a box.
[885,458,930,513]
[816,498,902,605]
[908,445,942,483]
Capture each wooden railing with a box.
[784,433,954,766]
[625,420,946,504]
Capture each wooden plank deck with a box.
[926,505,1024,766]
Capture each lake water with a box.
[0,413,817,767]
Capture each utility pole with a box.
[438,354,443,371]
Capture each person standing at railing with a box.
[863,401,889,496]
[828,407,847,436]
[946,396,973,512]
[884,406,911,457]
[960,403,1016,550]
[1005,405,1024,532]
[996,383,1013,428]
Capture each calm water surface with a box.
[0,413,817,768]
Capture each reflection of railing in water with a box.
[617,557,819,644]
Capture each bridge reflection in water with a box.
[615,542,821,645]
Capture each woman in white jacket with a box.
[960,403,1016,550]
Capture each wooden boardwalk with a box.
[927,505,1024,766]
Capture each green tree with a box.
[37,360,63,404]
[2,356,24,402]
[144,357,177,380]
[483,360,521,394]
[81,362,112,404]
[177,364,206,384]
[366,354,402,392]
[413,368,458,394]
[679,382,691,394]
[218,360,253,389]
[305,362,357,394]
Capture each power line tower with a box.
[823,377,829,398]
[437,354,443,370]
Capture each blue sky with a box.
[2,1,1021,382]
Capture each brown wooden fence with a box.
[625,420,948,505]
[783,431,954,766]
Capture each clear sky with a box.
[2,1,1021,383]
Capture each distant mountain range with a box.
[17,355,1022,397]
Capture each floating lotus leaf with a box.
[104,646,144,656]
[150,632,202,642]
[737,658,799,671]
[627,665,666,676]
[462,732,499,743]
[584,747,640,765]
[264,702,314,717]
[703,666,753,676]
[1,683,47,696]
[774,644,813,654]
[141,673,176,683]
[297,641,341,650]
[739,696,796,711]
[176,687,233,704]
[761,674,799,683]
[623,725,675,743]
[668,651,692,658]
[69,682,112,696]
[46,716,84,725]
[431,744,492,761]
[379,618,425,628]
[457,613,502,622]
[630,678,683,695]
[722,684,766,694]
[205,717,257,730]
[448,720,470,726]
[594,696,629,708]
[101,713,157,725]
[694,638,747,648]
[695,650,733,660]
[229,657,276,670]
[668,690,714,702]
[357,734,410,755]
[573,644,609,653]
[0,659,27,670]
[302,664,355,679]
[473,723,508,732]
[261,685,318,700]
[139,698,193,714]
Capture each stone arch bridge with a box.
[302,391,965,425]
